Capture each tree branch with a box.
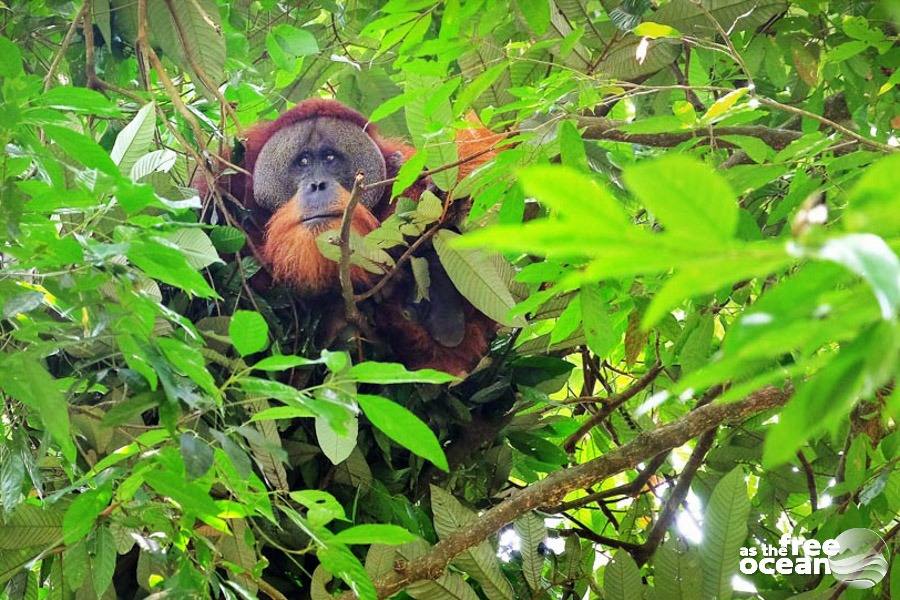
[578,117,803,150]
[796,450,818,512]
[337,173,368,330]
[343,385,790,599]
[543,451,670,513]
[634,427,717,565]
[563,362,663,453]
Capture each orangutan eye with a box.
[325,153,336,162]
[298,154,309,166]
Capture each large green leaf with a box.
[623,155,739,242]
[347,361,457,384]
[229,310,270,356]
[515,512,546,590]
[434,229,525,327]
[604,551,643,600]
[700,467,750,600]
[357,394,448,472]
[111,103,156,179]
[653,538,702,600]
[332,524,416,546]
[0,354,76,463]
[315,415,359,465]
[0,504,63,549]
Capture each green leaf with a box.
[0,504,63,549]
[0,35,23,77]
[317,542,377,600]
[391,150,428,198]
[633,21,680,38]
[127,239,218,298]
[43,125,119,177]
[180,433,214,479]
[515,0,550,34]
[357,394,448,472]
[454,62,508,117]
[289,490,346,528]
[558,121,588,171]
[110,103,156,179]
[268,24,319,58]
[763,323,898,467]
[64,540,88,589]
[157,337,219,400]
[348,361,457,384]
[252,355,320,371]
[91,526,116,596]
[333,524,416,546]
[514,512,545,590]
[581,284,619,357]
[130,148,177,181]
[719,135,774,163]
[603,551,643,600]
[623,155,739,241]
[0,452,24,513]
[809,233,900,320]
[209,226,247,253]
[430,487,514,600]
[653,538,702,600]
[700,467,750,600]
[34,87,122,117]
[63,488,112,545]
[143,469,221,521]
[316,415,358,465]
[161,228,222,270]
[0,354,76,463]
[250,405,317,421]
[434,229,526,327]
[229,311,270,356]
[701,87,750,122]
[518,165,630,230]
[146,0,225,99]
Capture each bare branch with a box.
[338,173,368,330]
[578,117,803,150]
[796,450,818,512]
[342,386,790,599]
[634,427,717,564]
[43,2,90,91]
[563,362,663,452]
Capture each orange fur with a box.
[374,302,495,377]
[455,113,506,180]
[262,193,380,295]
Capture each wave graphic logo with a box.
[827,528,890,589]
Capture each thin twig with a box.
[753,96,897,154]
[692,0,755,88]
[354,220,442,302]
[43,2,90,91]
[362,145,498,192]
[543,452,670,513]
[338,173,367,327]
[563,363,663,453]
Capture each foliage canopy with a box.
[0,1,898,599]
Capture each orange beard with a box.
[262,195,380,295]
